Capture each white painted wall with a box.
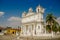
[22,13,43,23]
[20,5,51,36]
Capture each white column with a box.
[27,25,30,36]
[25,26,27,35]
[52,31,53,37]
[31,25,33,36]
[45,26,46,34]
[33,24,36,36]
[28,25,31,35]
[20,25,24,36]
[23,25,26,36]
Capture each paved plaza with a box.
[0,35,60,40]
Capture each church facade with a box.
[20,5,52,36]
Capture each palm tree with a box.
[52,20,60,32]
[46,25,51,33]
[52,22,58,33]
[46,13,58,33]
[59,26,60,32]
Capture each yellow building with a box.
[4,28,21,35]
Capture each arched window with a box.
[26,25,28,30]
[38,26,40,29]
[35,30,36,35]
[38,8,40,13]
[32,25,34,30]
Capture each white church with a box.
[20,5,53,37]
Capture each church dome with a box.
[22,11,26,17]
[26,7,34,16]
[28,7,33,12]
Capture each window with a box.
[38,9,39,12]
[26,25,28,30]
[35,30,36,34]
[38,26,40,29]
[32,25,33,30]
[0,30,2,32]
[12,32,14,34]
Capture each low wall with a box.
[20,33,53,37]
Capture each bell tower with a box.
[36,5,45,20]
[36,5,45,13]
[36,5,41,13]
[35,5,45,35]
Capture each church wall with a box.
[22,13,43,24]
[20,5,47,36]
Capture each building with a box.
[4,27,21,35]
[20,5,50,36]
[0,26,5,35]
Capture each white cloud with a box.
[7,16,21,28]
[57,17,60,25]
[0,12,4,17]
[8,16,21,21]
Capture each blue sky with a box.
[0,0,60,27]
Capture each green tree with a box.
[46,13,59,33]
[46,25,51,33]
[58,26,60,32]
[52,21,59,33]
